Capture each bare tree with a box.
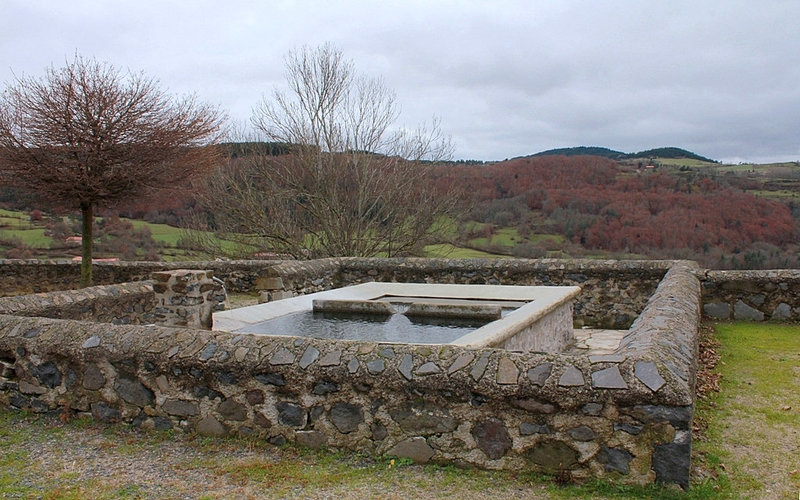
[196,44,457,259]
[0,55,225,286]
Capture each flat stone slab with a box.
[312,299,395,315]
[404,302,501,320]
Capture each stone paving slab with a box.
[570,328,626,355]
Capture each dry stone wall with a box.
[3,258,799,326]
[0,261,702,487]
[0,281,155,325]
[700,269,800,322]
[0,259,281,296]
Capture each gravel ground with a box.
[1,410,557,499]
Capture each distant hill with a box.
[532,146,626,159]
[531,146,716,163]
[627,147,717,163]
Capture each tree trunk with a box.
[80,202,93,287]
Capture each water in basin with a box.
[241,309,491,344]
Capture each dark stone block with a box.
[152,417,173,431]
[163,399,199,417]
[309,405,324,422]
[30,399,51,413]
[513,398,556,414]
[276,401,306,427]
[597,446,633,474]
[312,381,339,395]
[527,363,553,386]
[525,440,580,471]
[193,386,224,401]
[581,403,603,416]
[245,390,265,405]
[614,422,643,435]
[354,382,371,392]
[33,361,62,389]
[653,433,691,488]
[65,368,77,389]
[91,402,121,423]
[330,402,363,434]
[9,394,30,409]
[218,371,237,384]
[23,328,41,339]
[470,392,488,407]
[568,425,596,441]
[254,412,272,428]
[189,367,203,379]
[629,405,692,430]
[519,423,550,435]
[371,422,388,441]
[268,435,286,446]
[471,418,512,460]
[114,377,154,407]
[255,372,286,387]
[199,343,218,361]
[196,416,227,437]
[82,364,106,390]
[218,399,247,421]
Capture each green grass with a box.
[0,227,53,248]
[424,243,503,258]
[652,158,718,168]
[693,322,800,499]
[127,218,186,246]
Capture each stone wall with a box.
[0,259,280,296]
[0,281,155,325]
[0,258,671,329]
[0,262,701,487]
[700,269,800,322]
[4,259,800,326]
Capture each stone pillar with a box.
[152,270,215,329]
[255,276,293,303]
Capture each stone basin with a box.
[214,282,581,352]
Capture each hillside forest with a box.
[1,149,799,270]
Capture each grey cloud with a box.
[2,0,799,162]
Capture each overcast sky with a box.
[2,0,799,163]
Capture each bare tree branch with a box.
[198,44,459,259]
[0,55,226,285]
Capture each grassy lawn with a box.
[693,322,800,499]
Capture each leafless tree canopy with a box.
[197,44,458,259]
[0,56,225,208]
[0,55,225,285]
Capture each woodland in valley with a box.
[2,149,798,270]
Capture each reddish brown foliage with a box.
[432,155,797,254]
